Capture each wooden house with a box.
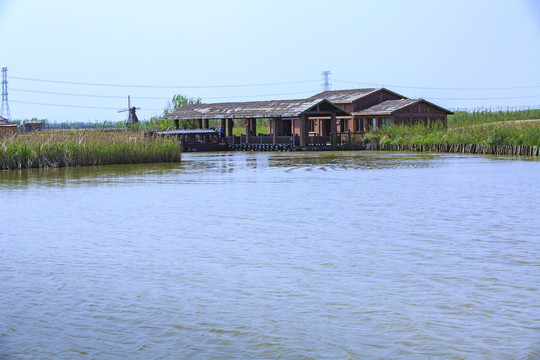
[23,120,44,132]
[163,87,452,147]
[302,88,452,137]
[0,116,17,136]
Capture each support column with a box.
[227,119,234,136]
[300,114,307,147]
[251,118,257,136]
[245,119,251,144]
[197,119,203,128]
[220,119,226,142]
[272,117,278,144]
[331,113,337,145]
[174,119,179,130]
[204,119,209,129]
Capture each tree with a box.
[162,94,202,129]
[163,94,202,115]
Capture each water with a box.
[1,152,539,359]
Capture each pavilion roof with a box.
[353,99,453,115]
[163,98,350,120]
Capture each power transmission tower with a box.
[321,70,332,91]
[1,67,11,121]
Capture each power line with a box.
[10,88,167,100]
[205,90,314,100]
[11,76,319,89]
[12,73,540,92]
[427,95,540,100]
[10,100,163,111]
[10,87,314,101]
[333,79,540,91]
[12,88,128,99]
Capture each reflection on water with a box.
[1,151,539,359]
[2,151,536,187]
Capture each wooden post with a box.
[300,114,307,147]
[174,119,179,130]
[272,117,278,145]
[204,119,209,129]
[245,119,251,144]
[249,118,256,136]
[227,119,234,136]
[331,113,337,145]
[197,119,203,128]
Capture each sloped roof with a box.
[308,88,406,104]
[353,99,453,115]
[0,116,10,125]
[308,88,379,103]
[164,99,350,120]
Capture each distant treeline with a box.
[11,117,268,131]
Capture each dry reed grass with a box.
[0,130,181,170]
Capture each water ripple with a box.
[1,152,539,359]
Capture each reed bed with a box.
[367,121,540,148]
[449,108,540,128]
[0,130,181,170]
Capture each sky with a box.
[1,0,540,122]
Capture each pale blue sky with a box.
[1,0,540,122]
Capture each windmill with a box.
[118,95,140,123]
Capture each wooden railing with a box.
[227,135,298,145]
[306,135,330,146]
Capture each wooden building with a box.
[352,98,452,132]
[164,98,350,146]
[164,88,452,146]
[305,88,452,136]
[0,116,17,136]
[22,120,44,132]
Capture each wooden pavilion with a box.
[163,88,452,148]
[163,98,350,146]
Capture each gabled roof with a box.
[0,116,10,125]
[164,98,350,120]
[353,99,453,115]
[308,88,406,104]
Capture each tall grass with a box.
[449,108,540,128]
[371,121,540,147]
[0,130,181,170]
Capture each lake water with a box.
[1,151,539,359]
